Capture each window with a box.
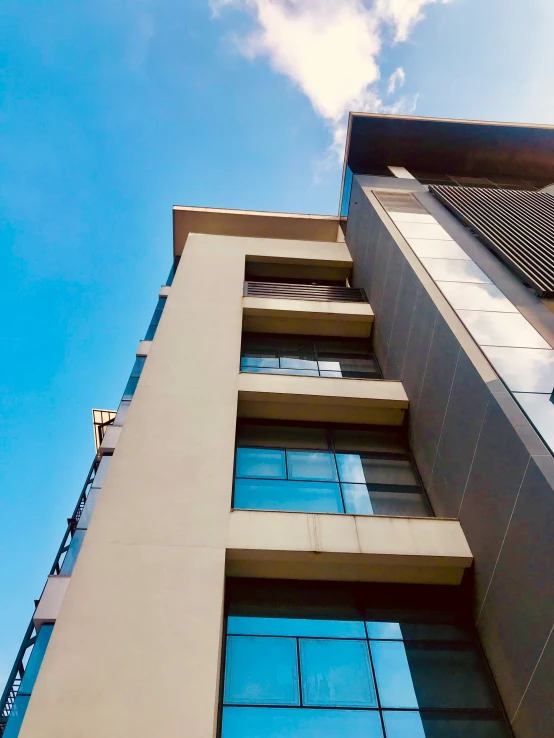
[221,580,512,738]
[144,297,167,340]
[222,580,510,738]
[240,334,382,380]
[233,422,431,517]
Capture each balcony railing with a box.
[244,281,368,303]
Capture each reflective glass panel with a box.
[318,360,342,372]
[366,621,402,639]
[370,640,418,708]
[514,392,554,452]
[19,625,53,694]
[396,222,451,240]
[320,371,344,378]
[420,258,491,284]
[122,376,139,400]
[342,484,373,515]
[287,451,338,481]
[280,358,318,371]
[300,639,377,707]
[408,239,471,260]
[228,616,365,638]
[457,311,551,348]
[402,642,497,709]
[60,529,86,575]
[235,448,286,479]
[3,695,30,738]
[222,706,383,738]
[130,356,146,377]
[234,479,343,513]
[241,357,280,369]
[417,711,512,738]
[359,486,431,517]
[383,711,426,738]
[337,455,418,486]
[437,282,517,313]
[224,636,299,706]
[482,346,554,393]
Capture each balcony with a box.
[244,280,367,303]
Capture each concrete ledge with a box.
[33,576,71,630]
[159,286,171,298]
[243,296,374,337]
[98,425,122,455]
[136,340,152,357]
[237,371,407,425]
[226,510,472,585]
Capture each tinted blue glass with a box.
[228,616,365,638]
[235,448,286,479]
[19,625,54,694]
[383,711,426,738]
[287,451,337,481]
[300,639,377,707]
[366,621,402,640]
[336,454,365,483]
[241,357,280,368]
[222,706,383,738]
[234,479,343,513]
[3,695,30,738]
[224,636,299,706]
[280,358,318,371]
[419,712,511,738]
[59,529,86,575]
[342,484,373,515]
[370,641,418,708]
[130,356,146,377]
[122,376,139,400]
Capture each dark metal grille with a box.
[244,281,367,303]
[430,185,554,298]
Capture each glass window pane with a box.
[19,625,54,694]
[77,487,100,530]
[437,282,517,313]
[280,358,318,371]
[367,487,431,518]
[235,448,286,479]
[228,616,365,638]
[122,376,139,400]
[287,451,337,481]
[403,642,499,709]
[3,695,30,738]
[224,636,299,706]
[337,455,417,486]
[457,311,551,349]
[234,479,343,513]
[222,707,384,738]
[342,484,373,515]
[320,371,344,378]
[366,621,403,640]
[60,529,86,575]
[236,424,329,450]
[336,454,365,483]
[370,640,419,708]
[383,711,426,738]
[300,639,377,707]
[420,258,491,284]
[418,711,512,738]
[482,346,554,393]
[332,429,406,454]
[130,356,146,378]
[318,360,342,372]
[241,357,280,368]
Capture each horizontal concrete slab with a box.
[33,576,71,630]
[226,510,472,585]
[243,296,374,337]
[237,371,407,425]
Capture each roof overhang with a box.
[340,113,554,211]
[173,206,340,258]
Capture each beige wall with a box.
[19,232,470,738]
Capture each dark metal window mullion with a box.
[363,622,388,736]
[295,637,304,707]
[328,430,346,513]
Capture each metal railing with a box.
[0,458,99,734]
[244,281,368,303]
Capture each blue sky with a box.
[1,0,554,683]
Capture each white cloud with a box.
[210,0,450,161]
[387,66,406,94]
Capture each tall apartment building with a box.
[2,114,554,738]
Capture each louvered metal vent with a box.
[430,185,554,298]
[375,191,427,214]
